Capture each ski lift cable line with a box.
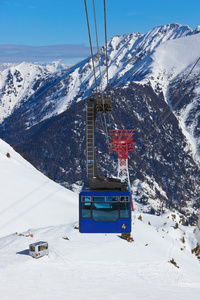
[103,0,109,97]
[92,0,108,139]
[92,0,104,102]
[103,0,111,145]
[84,0,109,139]
[147,56,200,139]
[0,181,63,232]
[84,0,111,170]
[102,0,111,148]
[93,0,110,142]
[84,0,98,97]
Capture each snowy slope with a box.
[146,33,200,95]
[0,62,49,123]
[0,24,194,125]
[0,63,18,72]
[143,32,200,166]
[46,24,193,117]
[38,60,70,72]
[0,24,198,127]
[0,139,78,237]
[0,210,199,299]
[0,139,200,299]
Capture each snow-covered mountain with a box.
[0,23,197,124]
[145,32,200,167]
[0,23,199,221]
[0,138,77,237]
[0,137,200,299]
[38,60,71,72]
[0,62,18,72]
[0,60,71,122]
[0,62,49,123]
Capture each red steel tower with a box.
[110,127,135,211]
[110,127,135,184]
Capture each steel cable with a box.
[84,0,98,97]
[84,0,112,175]
[103,0,109,97]
[92,0,104,105]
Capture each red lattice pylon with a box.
[110,127,135,210]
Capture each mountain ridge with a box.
[0,23,199,221]
[0,23,197,125]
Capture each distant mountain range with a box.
[0,23,199,222]
[0,59,69,72]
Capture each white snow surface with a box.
[0,62,48,123]
[0,138,78,237]
[37,60,70,72]
[0,139,200,300]
[144,32,200,166]
[148,33,200,96]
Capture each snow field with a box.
[0,131,200,299]
[0,139,78,237]
[0,62,47,122]
[0,210,200,300]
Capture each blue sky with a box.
[0,0,199,64]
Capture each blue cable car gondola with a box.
[79,98,132,234]
[79,182,131,233]
[80,0,133,235]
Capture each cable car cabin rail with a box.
[79,183,132,233]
